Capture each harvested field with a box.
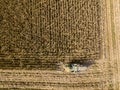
[0,0,120,90]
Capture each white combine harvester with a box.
[59,62,89,73]
[70,64,87,73]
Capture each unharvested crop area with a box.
[0,0,102,70]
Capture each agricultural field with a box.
[0,0,120,90]
[0,0,101,70]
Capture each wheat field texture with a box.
[0,0,120,90]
